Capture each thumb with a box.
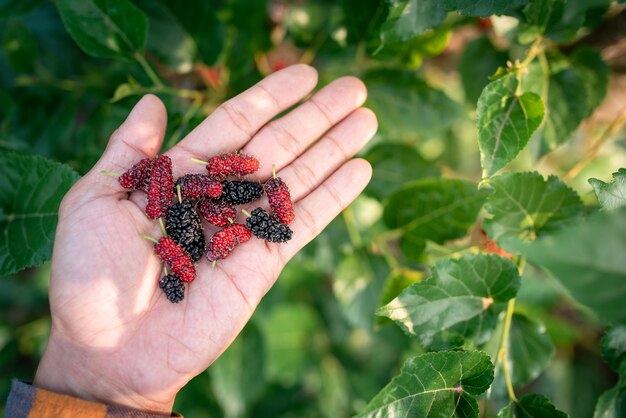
[87,94,167,195]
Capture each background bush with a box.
[1,1,626,417]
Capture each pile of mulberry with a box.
[246,207,293,243]
[159,274,185,303]
[166,200,206,262]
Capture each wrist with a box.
[34,329,176,415]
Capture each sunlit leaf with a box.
[477,74,544,178]
[356,351,494,418]
[589,168,626,211]
[378,254,520,346]
[483,172,584,247]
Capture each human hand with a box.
[33,65,377,414]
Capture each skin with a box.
[33,65,377,414]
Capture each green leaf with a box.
[589,169,626,211]
[134,0,197,73]
[594,386,626,418]
[477,74,544,177]
[498,393,568,418]
[383,178,487,244]
[209,321,265,418]
[364,69,463,141]
[0,150,80,275]
[377,254,520,346]
[356,351,494,418]
[513,207,626,324]
[334,250,390,329]
[525,48,609,156]
[364,143,438,201]
[459,36,509,104]
[56,0,148,60]
[379,0,448,44]
[378,269,424,308]
[483,172,584,247]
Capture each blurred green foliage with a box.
[2,0,626,417]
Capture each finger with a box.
[243,76,367,178]
[275,107,377,201]
[85,95,167,196]
[172,64,318,160]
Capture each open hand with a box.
[33,65,377,414]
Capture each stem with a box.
[176,185,182,204]
[241,209,251,217]
[190,157,209,165]
[499,298,518,402]
[159,218,167,237]
[496,256,525,403]
[133,52,164,88]
[272,164,277,179]
[140,234,158,244]
[100,170,121,177]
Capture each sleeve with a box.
[4,380,183,418]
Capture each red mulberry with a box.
[146,155,174,219]
[206,224,252,262]
[199,199,237,227]
[264,177,295,224]
[119,157,153,191]
[175,174,223,199]
[205,152,259,178]
[154,237,196,283]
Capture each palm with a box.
[36,65,376,413]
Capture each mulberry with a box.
[165,200,206,262]
[154,237,196,283]
[146,155,174,219]
[205,152,260,178]
[206,224,252,261]
[246,207,293,243]
[159,274,185,303]
[221,181,263,205]
[199,199,237,227]
[119,157,153,191]
[264,177,295,224]
[175,174,223,199]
